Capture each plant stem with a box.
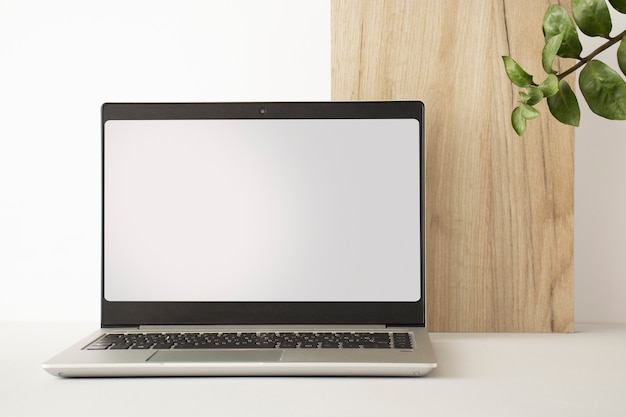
[557,29,626,80]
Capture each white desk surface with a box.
[2,321,625,417]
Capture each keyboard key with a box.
[86,344,111,350]
[392,333,413,349]
[109,344,132,350]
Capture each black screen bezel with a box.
[101,101,426,327]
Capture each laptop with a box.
[42,101,437,377]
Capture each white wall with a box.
[0,0,330,321]
[1,1,624,324]
[574,9,626,323]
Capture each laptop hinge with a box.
[385,324,421,328]
[102,324,139,329]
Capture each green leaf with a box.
[618,38,626,76]
[579,60,626,119]
[521,104,541,120]
[511,104,541,136]
[608,0,626,13]
[522,87,544,106]
[542,33,564,74]
[539,74,559,97]
[511,106,527,136]
[543,5,583,58]
[519,92,531,103]
[502,56,534,87]
[572,0,612,37]
[547,80,581,126]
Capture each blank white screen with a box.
[104,119,421,302]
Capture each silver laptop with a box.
[43,101,436,377]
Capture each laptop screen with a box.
[104,118,420,303]
[101,102,425,326]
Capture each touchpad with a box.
[148,350,283,363]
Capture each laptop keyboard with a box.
[85,331,413,350]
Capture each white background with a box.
[0,1,624,324]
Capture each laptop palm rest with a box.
[148,350,283,363]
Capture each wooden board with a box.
[332,0,574,332]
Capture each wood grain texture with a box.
[332,0,574,332]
